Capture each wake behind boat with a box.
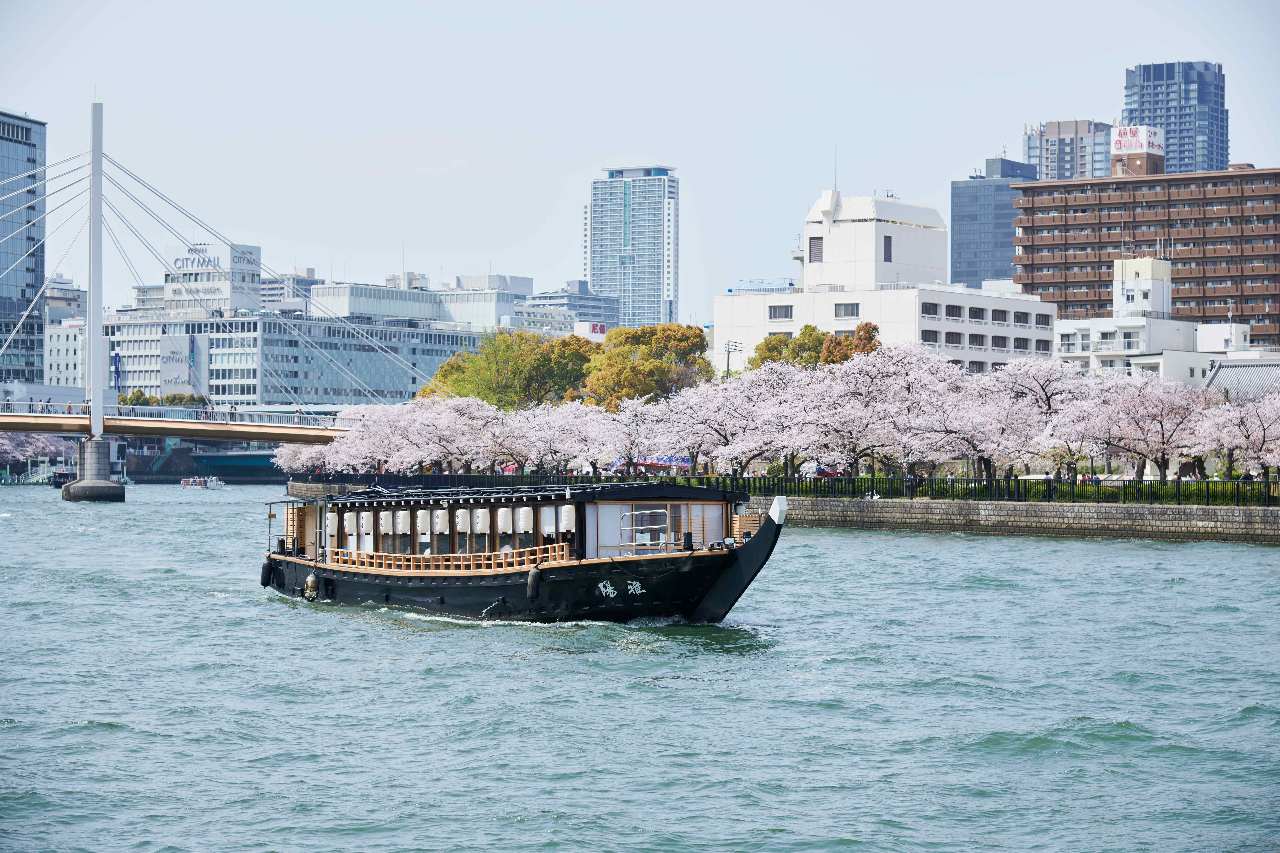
[261,482,786,623]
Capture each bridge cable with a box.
[103,154,435,385]
[0,186,91,251]
[101,201,312,408]
[0,152,87,189]
[0,162,90,211]
[0,202,90,360]
[101,180,389,404]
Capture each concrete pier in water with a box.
[61,437,125,502]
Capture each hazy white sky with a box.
[3,0,1278,323]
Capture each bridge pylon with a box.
[63,102,125,503]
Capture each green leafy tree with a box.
[583,324,713,409]
[748,333,790,370]
[783,324,826,368]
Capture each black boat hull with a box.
[263,499,786,624]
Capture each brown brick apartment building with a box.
[1011,165,1280,344]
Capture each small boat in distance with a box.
[261,482,786,623]
[181,476,224,490]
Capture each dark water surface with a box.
[1,485,1278,852]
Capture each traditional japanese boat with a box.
[261,482,786,623]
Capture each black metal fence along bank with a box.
[292,472,1280,508]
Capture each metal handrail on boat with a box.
[327,542,571,574]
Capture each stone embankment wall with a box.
[745,496,1280,545]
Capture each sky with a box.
[3,0,1279,324]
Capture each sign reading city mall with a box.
[170,242,261,273]
[1111,125,1165,157]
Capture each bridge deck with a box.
[0,408,343,444]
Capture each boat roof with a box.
[322,481,750,507]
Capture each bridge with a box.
[0,402,344,444]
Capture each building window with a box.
[968,361,986,373]
[768,305,793,321]
[1014,338,1030,350]
[1014,311,1031,325]
[1035,313,1051,327]
[834,303,859,318]
[969,334,986,347]
[921,302,939,316]
[1035,339,1051,353]
[968,307,987,321]
[945,304,963,319]
[920,330,939,344]
[945,331,963,346]
[992,309,1009,323]
[808,237,823,263]
[883,235,893,263]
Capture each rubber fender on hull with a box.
[260,560,273,588]
[526,567,542,601]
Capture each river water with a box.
[1,485,1277,852]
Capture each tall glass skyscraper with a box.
[0,110,47,383]
[1123,61,1228,174]
[950,158,1038,288]
[587,166,679,327]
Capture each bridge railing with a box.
[0,400,337,429]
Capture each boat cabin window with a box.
[588,501,726,558]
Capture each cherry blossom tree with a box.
[1192,393,1280,479]
[1086,370,1216,480]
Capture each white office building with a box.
[713,190,1055,372]
[43,317,84,388]
[588,166,679,326]
[1054,257,1252,384]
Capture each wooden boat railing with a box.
[327,541,571,575]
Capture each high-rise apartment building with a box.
[1024,120,1113,181]
[951,158,1039,288]
[1011,164,1280,346]
[1123,61,1227,174]
[0,110,47,383]
[587,166,679,326]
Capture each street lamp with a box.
[724,340,742,378]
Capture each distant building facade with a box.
[261,267,323,308]
[43,275,83,324]
[951,158,1039,288]
[1024,120,1112,181]
[1123,61,1228,174]
[588,166,679,326]
[1011,164,1280,346]
[0,109,47,383]
[714,190,1055,374]
[43,317,84,388]
[526,280,620,327]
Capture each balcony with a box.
[1201,263,1242,276]
[1013,196,1034,209]
[1099,211,1133,223]
[1205,225,1242,238]
[1065,231,1099,245]
[1133,189,1168,202]
[1243,282,1280,296]
[1033,233,1065,246]
[1066,270,1103,282]
[1013,215,1034,227]
[1033,213,1066,225]
[1243,201,1278,215]
[1013,235,1036,246]
[1011,273,1032,285]
[1203,205,1241,217]
[1251,323,1280,335]
[1205,185,1241,199]
[1242,263,1280,275]
[1065,250,1099,262]
[1243,243,1280,256]
[1243,183,1280,197]
[1204,245,1240,258]
[1170,227,1204,239]
[1033,194,1068,208]
[1172,286,1205,298]
[1170,246,1204,259]
[1170,186,1205,200]
[1173,306,1204,317]
[1204,284,1243,297]
[1066,212,1099,225]
[1100,191,1133,203]
[1033,271,1065,283]
[1244,223,1280,236]
[1171,266,1201,279]
[1133,208,1168,222]
[1067,192,1100,205]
